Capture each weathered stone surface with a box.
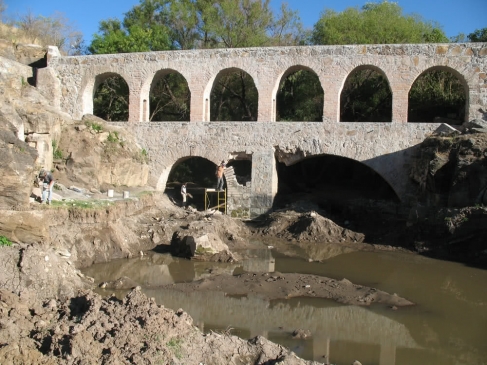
[170,230,231,259]
[14,43,46,66]
[55,120,149,190]
[0,211,49,243]
[0,122,38,209]
[0,56,33,97]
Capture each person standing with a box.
[181,183,187,207]
[39,169,55,205]
[216,161,226,191]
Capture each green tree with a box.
[93,75,129,121]
[89,18,171,54]
[277,70,324,121]
[340,69,392,122]
[150,72,190,121]
[408,70,466,124]
[312,1,448,45]
[310,1,461,124]
[210,70,258,121]
[468,28,487,42]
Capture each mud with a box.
[160,271,414,307]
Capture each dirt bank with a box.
[0,287,324,365]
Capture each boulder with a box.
[170,232,197,258]
[170,231,230,259]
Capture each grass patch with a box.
[0,236,13,247]
[195,246,213,255]
[50,199,115,209]
[166,337,183,359]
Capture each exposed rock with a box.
[0,121,38,208]
[56,119,149,189]
[170,232,197,258]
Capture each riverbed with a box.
[82,245,487,365]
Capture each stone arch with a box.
[273,65,324,122]
[275,152,400,205]
[156,153,225,192]
[203,67,259,122]
[339,64,392,122]
[407,65,469,124]
[81,72,130,121]
[140,68,192,122]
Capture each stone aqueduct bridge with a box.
[38,43,487,216]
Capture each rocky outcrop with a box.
[0,39,47,66]
[0,120,38,208]
[0,54,149,209]
[54,115,149,190]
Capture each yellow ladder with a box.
[204,189,226,214]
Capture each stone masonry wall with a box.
[110,121,440,217]
[46,43,487,124]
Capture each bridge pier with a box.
[250,149,278,217]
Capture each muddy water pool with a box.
[82,247,487,365]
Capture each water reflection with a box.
[144,288,420,364]
[82,249,487,365]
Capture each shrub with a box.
[52,140,63,159]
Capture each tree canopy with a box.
[89,0,306,54]
[468,28,487,42]
[311,1,448,45]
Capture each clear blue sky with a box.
[4,0,486,44]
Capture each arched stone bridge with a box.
[37,43,487,216]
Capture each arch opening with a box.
[93,73,129,122]
[210,68,258,121]
[165,156,223,210]
[340,66,392,122]
[149,70,190,121]
[408,67,467,124]
[276,67,324,122]
[274,154,399,228]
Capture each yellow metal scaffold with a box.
[204,188,227,214]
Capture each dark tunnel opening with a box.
[274,154,400,225]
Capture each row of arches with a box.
[92,65,467,124]
[165,154,398,213]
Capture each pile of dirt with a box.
[0,287,324,365]
[252,209,364,244]
[407,120,487,265]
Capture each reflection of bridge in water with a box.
[84,251,427,363]
[144,288,420,364]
